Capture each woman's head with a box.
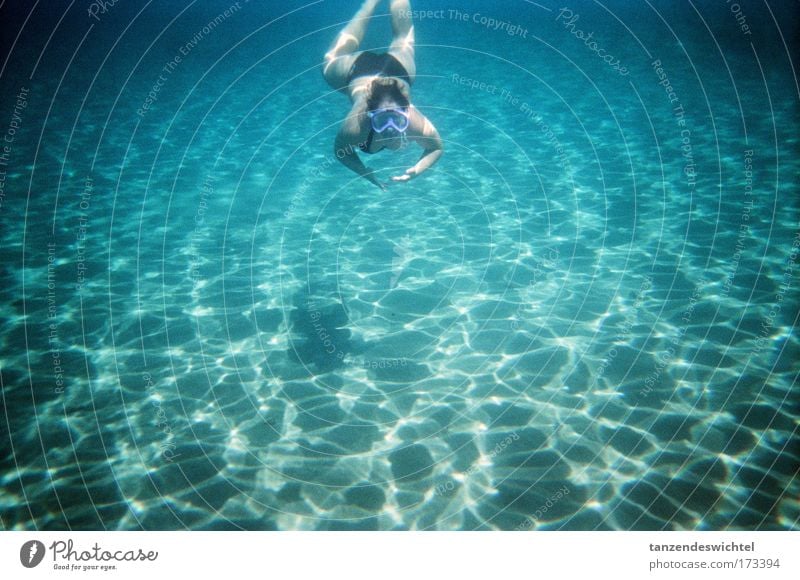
[366,77,411,112]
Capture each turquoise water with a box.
[0,0,797,530]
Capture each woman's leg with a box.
[323,0,382,90]
[387,0,415,84]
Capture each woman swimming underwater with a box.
[323,0,443,190]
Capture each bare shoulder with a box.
[337,99,370,146]
[408,106,442,147]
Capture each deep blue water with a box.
[0,0,798,530]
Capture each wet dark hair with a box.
[366,77,411,111]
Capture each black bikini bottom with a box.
[347,51,410,85]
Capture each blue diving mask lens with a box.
[368,107,410,133]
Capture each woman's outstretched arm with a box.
[334,130,387,191]
[392,114,443,182]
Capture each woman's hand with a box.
[392,167,418,182]
[366,171,388,191]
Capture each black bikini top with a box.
[359,129,382,155]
